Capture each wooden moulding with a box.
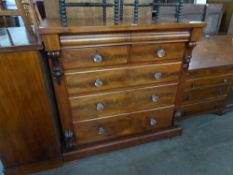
[63,126,182,162]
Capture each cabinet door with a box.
[0,51,61,174]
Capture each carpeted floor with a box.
[1,111,233,175]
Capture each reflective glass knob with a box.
[154,72,162,80]
[156,49,166,58]
[98,127,105,135]
[96,103,105,111]
[95,79,103,87]
[93,54,103,63]
[150,118,157,126]
[151,95,159,103]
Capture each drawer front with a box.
[74,107,174,145]
[130,43,185,63]
[65,62,181,96]
[61,46,129,69]
[181,98,226,116]
[185,75,231,90]
[183,85,229,104]
[70,84,177,121]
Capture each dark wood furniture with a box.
[39,18,205,161]
[180,35,233,118]
[0,27,62,175]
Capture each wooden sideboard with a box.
[39,19,205,161]
[0,27,62,175]
[180,35,233,119]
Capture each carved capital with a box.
[188,41,197,48]
[47,51,61,58]
[183,41,197,70]
[47,51,63,85]
[64,130,76,149]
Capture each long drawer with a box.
[70,84,177,121]
[65,62,181,96]
[61,45,129,69]
[183,84,229,104]
[181,98,226,116]
[130,43,185,63]
[185,75,231,90]
[74,106,174,145]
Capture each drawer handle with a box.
[150,118,157,126]
[154,72,162,80]
[93,54,103,63]
[156,49,166,58]
[98,127,105,135]
[95,79,103,88]
[96,103,105,111]
[224,78,228,84]
[151,95,159,103]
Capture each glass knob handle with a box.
[150,118,157,126]
[96,103,105,111]
[95,79,103,88]
[93,54,103,63]
[224,78,228,84]
[151,95,159,103]
[98,127,105,135]
[156,49,166,58]
[154,72,162,80]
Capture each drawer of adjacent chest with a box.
[130,43,185,63]
[185,75,232,90]
[70,84,177,121]
[74,106,174,145]
[183,85,229,104]
[60,46,129,69]
[65,62,181,96]
[181,98,226,116]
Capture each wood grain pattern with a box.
[130,43,185,63]
[74,106,174,145]
[61,45,129,69]
[183,85,228,104]
[63,126,182,162]
[40,19,205,160]
[60,30,190,47]
[0,51,61,172]
[65,62,181,96]
[181,97,226,116]
[180,35,233,118]
[39,19,206,34]
[189,35,233,70]
[43,34,60,51]
[185,75,231,89]
[70,83,177,121]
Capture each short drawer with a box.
[185,75,231,90]
[183,85,229,104]
[181,98,226,116]
[130,43,185,63]
[70,84,177,121]
[65,62,181,96]
[74,106,174,145]
[61,46,129,69]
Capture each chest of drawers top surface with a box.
[189,35,233,71]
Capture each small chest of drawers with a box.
[180,35,233,118]
[40,21,205,161]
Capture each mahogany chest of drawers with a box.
[180,35,233,118]
[39,20,205,161]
